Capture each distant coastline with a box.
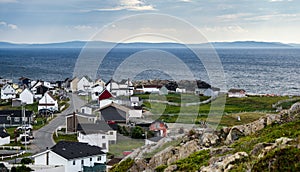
[0,40,299,49]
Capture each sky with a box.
[0,0,300,43]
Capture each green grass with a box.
[230,119,300,154]
[109,138,144,157]
[144,95,290,115]
[33,117,48,130]
[172,149,210,171]
[110,158,134,172]
[136,93,210,103]
[53,133,78,143]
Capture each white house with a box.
[19,88,34,104]
[77,121,117,153]
[176,88,186,94]
[77,76,93,92]
[1,84,16,100]
[33,141,106,172]
[0,131,10,146]
[203,88,220,97]
[105,79,134,97]
[78,131,109,153]
[228,89,246,98]
[91,84,104,101]
[38,91,58,111]
[70,77,79,93]
[142,85,162,93]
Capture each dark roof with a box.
[0,131,9,138]
[0,110,33,117]
[148,136,163,142]
[100,106,126,122]
[107,158,122,166]
[228,88,246,93]
[66,112,95,118]
[51,141,105,160]
[77,121,113,134]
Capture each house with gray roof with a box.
[33,141,106,172]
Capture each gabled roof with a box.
[51,141,105,160]
[99,89,113,101]
[105,79,116,87]
[100,105,126,122]
[81,76,93,83]
[77,121,113,135]
[0,131,10,138]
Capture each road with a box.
[30,93,86,154]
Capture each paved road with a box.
[31,93,86,154]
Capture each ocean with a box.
[0,47,299,95]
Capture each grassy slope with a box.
[164,118,300,171]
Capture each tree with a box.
[131,126,144,139]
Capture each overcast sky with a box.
[1,0,300,43]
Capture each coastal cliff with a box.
[111,102,300,171]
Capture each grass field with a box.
[143,95,294,115]
[109,135,144,158]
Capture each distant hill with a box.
[0,41,296,48]
[209,41,293,48]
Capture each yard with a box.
[109,134,144,158]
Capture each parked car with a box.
[17,124,33,132]
[20,134,31,145]
[38,109,53,116]
[77,90,88,96]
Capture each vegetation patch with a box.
[110,158,134,172]
[252,146,300,172]
[230,119,300,153]
[53,133,77,143]
[172,149,210,171]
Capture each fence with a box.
[0,150,26,160]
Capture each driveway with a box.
[30,93,86,154]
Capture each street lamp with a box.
[21,102,27,150]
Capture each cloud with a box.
[92,0,156,11]
[74,25,94,31]
[203,25,248,33]
[0,21,18,30]
[217,13,252,22]
[180,0,192,2]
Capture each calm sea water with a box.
[0,47,299,95]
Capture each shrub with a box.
[110,158,134,172]
[155,165,168,172]
[21,158,33,164]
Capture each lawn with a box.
[143,95,293,115]
[109,135,144,158]
[53,133,78,143]
[136,93,210,103]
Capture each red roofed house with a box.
[98,89,113,102]
[149,120,168,137]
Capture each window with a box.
[102,136,105,139]
[97,156,102,161]
[109,131,113,135]
[14,117,20,122]
[102,143,106,148]
[81,159,84,165]
[73,160,76,165]
[90,158,92,161]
